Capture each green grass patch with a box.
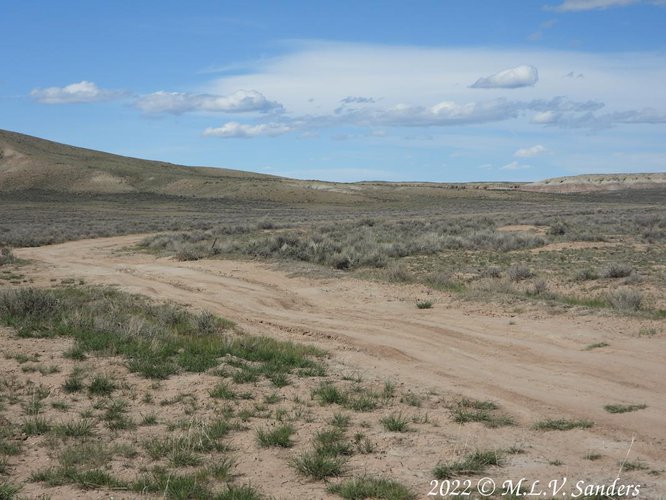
[532,418,593,431]
[380,413,410,433]
[584,342,609,351]
[216,484,264,500]
[21,416,51,436]
[256,424,295,448]
[210,382,237,400]
[328,476,415,500]
[621,459,649,472]
[0,481,20,499]
[313,428,354,457]
[604,403,647,414]
[53,418,96,438]
[291,450,346,480]
[131,468,211,499]
[88,374,116,396]
[0,286,324,382]
[433,450,502,479]
[312,382,347,405]
[32,467,127,490]
[450,398,515,428]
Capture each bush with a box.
[0,288,60,325]
[507,264,532,282]
[603,263,633,279]
[574,268,599,281]
[547,220,567,236]
[607,288,642,312]
[0,247,16,266]
[530,278,549,297]
[385,262,410,282]
[481,266,502,279]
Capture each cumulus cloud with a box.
[30,81,125,104]
[203,121,293,138]
[514,145,548,157]
[201,94,661,139]
[135,89,283,115]
[470,65,539,89]
[545,0,664,11]
[209,42,666,119]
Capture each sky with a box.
[2,0,666,183]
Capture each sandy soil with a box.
[14,235,666,498]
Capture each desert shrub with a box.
[507,264,532,282]
[530,278,549,296]
[481,266,502,279]
[602,263,633,279]
[574,268,599,281]
[607,288,642,312]
[141,216,546,271]
[0,247,16,266]
[547,220,567,236]
[0,288,60,326]
[386,262,410,282]
[426,272,461,291]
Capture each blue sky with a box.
[2,0,666,182]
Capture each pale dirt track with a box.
[16,235,666,470]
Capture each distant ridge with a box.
[1,129,663,199]
[522,172,666,193]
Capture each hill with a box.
[2,129,663,199]
[522,172,666,193]
[0,129,383,203]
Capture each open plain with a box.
[1,131,665,499]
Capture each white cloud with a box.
[531,107,666,128]
[514,145,548,157]
[200,95,662,139]
[30,81,124,104]
[200,42,666,138]
[501,161,532,170]
[531,110,559,124]
[341,96,375,104]
[203,121,293,138]
[208,42,666,117]
[471,65,539,89]
[135,89,283,114]
[545,0,664,11]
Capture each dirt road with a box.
[16,235,666,469]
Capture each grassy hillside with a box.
[1,129,525,203]
[2,129,662,202]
